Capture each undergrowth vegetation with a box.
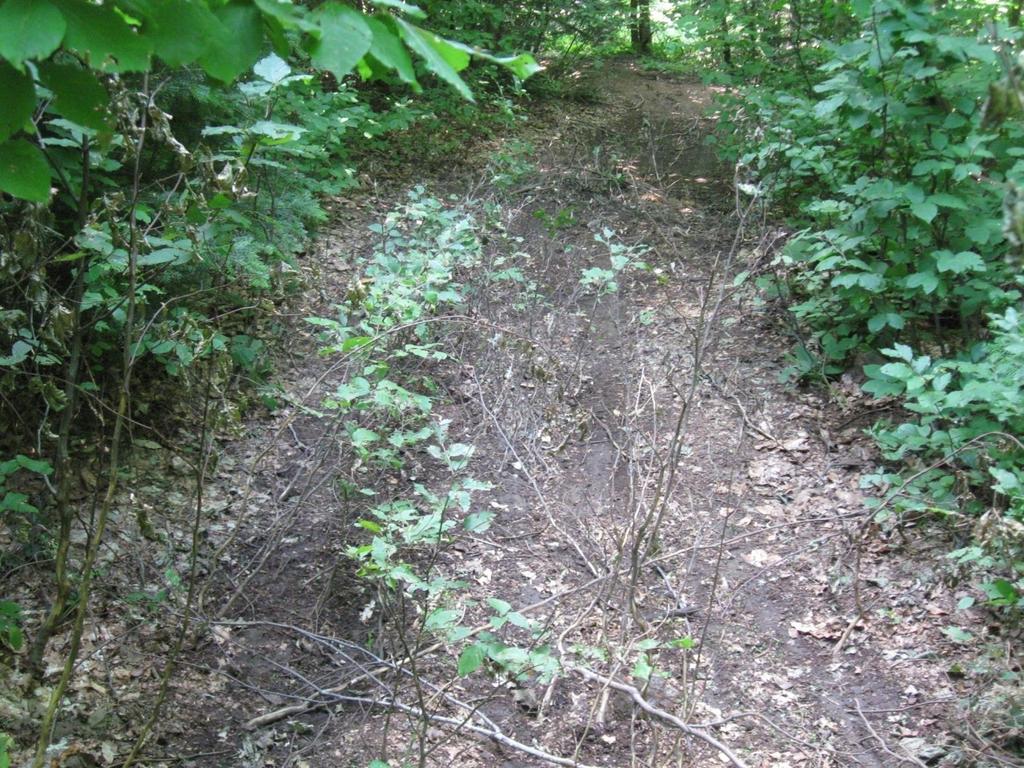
[0,2,540,764]
[311,191,561,706]
[693,0,1024,690]
[720,1,1023,609]
[3,0,1024,763]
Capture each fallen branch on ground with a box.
[573,666,751,768]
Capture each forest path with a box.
[181,61,958,768]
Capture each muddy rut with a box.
[178,62,963,768]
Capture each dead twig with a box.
[574,666,751,768]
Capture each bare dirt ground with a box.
[16,60,989,768]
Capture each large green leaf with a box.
[365,15,417,87]
[395,19,471,100]
[253,52,291,84]
[309,2,372,79]
[910,200,938,223]
[0,139,50,201]
[253,0,317,32]
[131,0,224,67]
[477,51,541,80]
[38,61,110,131]
[53,0,151,72]
[198,2,264,82]
[0,61,35,141]
[0,0,66,66]
[935,250,985,274]
[440,38,540,81]
[457,644,486,676]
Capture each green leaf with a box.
[198,2,264,82]
[424,607,458,631]
[250,120,304,143]
[632,653,653,681]
[905,271,939,294]
[942,626,973,644]
[253,53,291,84]
[138,247,188,266]
[814,92,846,118]
[310,2,373,78]
[861,376,904,398]
[4,625,22,651]
[337,376,371,401]
[253,0,318,32]
[0,0,66,65]
[491,645,529,668]
[395,19,472,100]
[878,362,913,379]
[133,0,224,67]
[507,611,532,629]
[486,597,511,615]
[350,427,379,448]
[15,455,53,475]
[928,192,967,210]
[964,220,992,245]
[0,61,35,141]
[0,339,31,367]
[356,518,382,533]
[365,15,417,87]
[990,467,1020,493]
[342,335,373,352]
[53,0,152,72]
[867,312,904,332]
[981,579,1017,606]
[463,510,494,533]
[0,138,50,201]
[474,51,542,80]
[457,643,486,676]
[935,250,985,274]
[1,491,36,514]
[910,201,938,223]
[38,61,110,131]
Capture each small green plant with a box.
[862,308,1024,613]
[0,733,13,768]
[455,598,558,683]
[0,455,53,547]
[0,601,24,653]
[487,140,537,189]
[579,228,651,295]
[533,206,576,235]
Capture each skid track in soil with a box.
[178,61,965,768]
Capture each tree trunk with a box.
[631,0,652,54]
[719,0,733,68]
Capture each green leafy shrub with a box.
[718,0,1024,619]
[730,2,1022,372]
[863,310,1024,610]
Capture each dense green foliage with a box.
[700,0,1024,622]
